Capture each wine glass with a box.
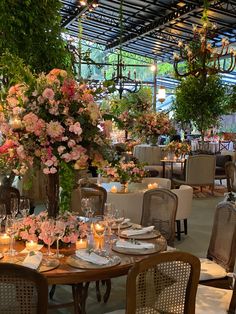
[5,215,18,256]
[44,219,56,257]
[19,198,30,218]
[114,208,125,238]
[93,220,106,251]
[104,203,114,242]
[10,197,19,219]
[54,220,65,258]
[0,203,6,233]
[81,198,95,221]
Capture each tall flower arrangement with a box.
[0,69,108,215]
[134,112,172,143]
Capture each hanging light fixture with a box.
[157,86,166,103]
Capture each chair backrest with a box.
[225,161,236,192]
[171,185,193,221]
[207,202,236,272]
[126,251,200,314]
[185,155,216,185]
[141,189,178,246]
[0,263,48,314]
[80,182,107,216]
[0,186,20,215]
[142,178,171,189]
[229,279,236,314]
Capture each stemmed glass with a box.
[5,215,18,256]
[0,203,6,233]
[19,198,30,218]
[81,198,95,222]
[10,198,19,219]
[54,220,65,258]
[104,203,114,243]
[44,219,56,257]
[114,208,125,238]
[93,220,106,251]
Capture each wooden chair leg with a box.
[176,220,181,241]
[184,219,187,235]
[95,280,102,302]
[103,279,111,303]
[49,284,56,300]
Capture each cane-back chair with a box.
[225,161,236,193]
[0,263,48,314]
[141,189,178,246]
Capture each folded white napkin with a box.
[75,250,109,265]
[20,244,44,254]
[115,217,124,223]
[121,218,130,225]
[115,239,154,250]
[121,226,154,237]
[22,251,43,270]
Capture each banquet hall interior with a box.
[0,0,236,313]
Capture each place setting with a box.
[119,225,161,240]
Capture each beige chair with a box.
[171,185,193,241]
[172,155,216,193]
[225,161,236,193]
[141,189,178,246]
[199,202,236,287]
[142,177,171,189]
[106,251,200,314]
[196,281,236,314]
[0,263,48,314]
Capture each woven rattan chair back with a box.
[225,161,236,192]
[0,263,48,314]
[126,251,200,314]
[141,189,178,246]
[207,202,236,272]
[0,186,20,215]
[80,182,107,216]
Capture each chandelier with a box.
[173,17,236,77]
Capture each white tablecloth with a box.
[191,140,234,153]
[133,144,165,165]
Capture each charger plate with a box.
[112,240,161,255]
[111,222,132,230]
[120,229,161,240]
[67,254,121,270]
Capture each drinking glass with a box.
[104,203,114,242]
[81,198,95,221]
[93,220,106,251]
[114,208,125,238]
[5,215,18,256]
[0,203,6,233]
[19,198,30,218]
[44,219,56,257]
[10,198,19,219]
[54,220,65,258]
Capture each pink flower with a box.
[58,146,66,154]
[46,121,65,139]
[42,88,55,100]
[68,140,76,148]
[69,122,82,135]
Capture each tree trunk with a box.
[46,172,59,217]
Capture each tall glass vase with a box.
[46,172,60,218]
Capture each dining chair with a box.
[196,279,236,314]
[199,201,236,288]
[225,161,236,193]
[0,263,48,314]
[172,154,216,193]
[141,188,178,246]
[171,185,193,241]
[105,251,200,314]
[0,186,20,215]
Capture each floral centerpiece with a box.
[134,112,172,145]
[99,158,146,186]
[0,69,109,216]
[165,141,191,158]
[16,211,87,245]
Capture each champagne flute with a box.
[44,219,56,257]
[10,197,19,219]
[5,215,18,256]
[54,220,65,258]
[19,198,30,218]
[0,203,6,233]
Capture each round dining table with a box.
[1,233,167,314]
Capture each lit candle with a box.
[76,238,88,250]
[26,240,38,251]
[0,233,10,245]
[152,182,158,189]
[148,183,153,190]
[164,156,167,160]
[110,185,118,193]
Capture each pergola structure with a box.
[60,0,236,61]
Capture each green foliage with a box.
[0,0,72,73]
[225,84,236,113]
[59,161,75,214]
[173,75,228,139]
